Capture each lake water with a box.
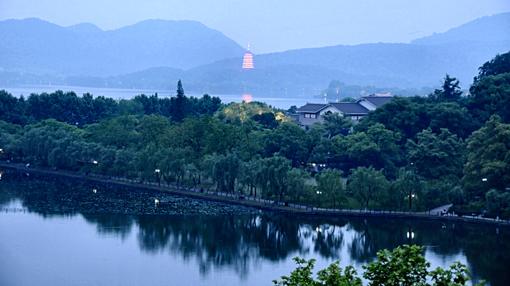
[0,85,312,109]
[0,173,509,286]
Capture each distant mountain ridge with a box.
[412,12,510,45]
[0,18,245,76]
[0,13,509,95]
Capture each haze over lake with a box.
[1,85,311,109]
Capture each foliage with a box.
[0,81,222,126]
[474,52,510,82]
[1,53,510,217]
[469,51,510,123]
[274,245,484,286]
[390,168,424,211]
[485,189,510,218]
[406,128,465,180]
[347,167,389,209]
[273,257,362,286]
[462,116,510,200]
[316,169,345,208]
[364,245,429,286]
[430,74,462,102]
[322,113,352,138]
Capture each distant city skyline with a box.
[0,0,509,53]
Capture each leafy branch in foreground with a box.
[273,245,484,286]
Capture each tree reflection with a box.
[82,213,134,240]
[1,175,509,285]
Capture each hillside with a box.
[412,12,510,45]
[0,14,509,95]
[0,18,244,76]
[190,12,510,91]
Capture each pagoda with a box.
[242,46,254,69]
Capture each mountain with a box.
[0,18,244,76]
[1,14,509,96]
[189,12,509,91]
[412,12,510,45]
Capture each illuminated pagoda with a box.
[242,46,254,69]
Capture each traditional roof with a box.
[330,102,370,115]
[296,103,329,113]
[361,96,393,107]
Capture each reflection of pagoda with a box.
[241,45,254,102]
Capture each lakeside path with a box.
[1,161,509,227]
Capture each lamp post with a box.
[155,169,161,187]
[408,193,416,210]
[316,190,323,209]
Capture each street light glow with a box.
[482,178,488,182]
[92,160,98,165]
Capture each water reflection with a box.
[0,172,509,285]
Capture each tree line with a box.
[0,53,509,218]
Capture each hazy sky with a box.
[1,0,509,53]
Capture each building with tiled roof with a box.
[295,95,393,127]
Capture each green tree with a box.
[273,257,362,286]
[364,245,429,286]
[474,52,510,82]
[263,122,310,166]
[274,245,483,286]
[322,113,352,138]
[205,152,242,193]
[359,96,430,140]
[469,52,510,123]
[85,115,140,149]
[431,74,462,102]
[286,168,311,203]
[316,169,345,208]
[240,159,263,197]
[171,80,188,122]
[260,156,292,201]
[391,168,424,211]
[348,167,389,209]
[485,189,510,219]
[462,116,510,199]
[137,115,172,147]
[427,102,477,138]
[252,112,278,129]
[406,128,465,180]
[0,90,27,124]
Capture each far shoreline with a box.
[1,161,509,227]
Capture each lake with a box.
[0,172,509,286]
[0,85,313,109]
